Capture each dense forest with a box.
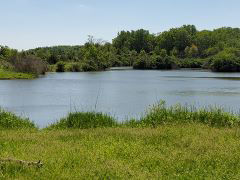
[1,25,240,75]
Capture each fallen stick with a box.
[0,158,43,168]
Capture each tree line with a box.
[1,25,240,74]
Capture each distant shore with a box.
[0,70,35,80]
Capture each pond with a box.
[1,69,240,127]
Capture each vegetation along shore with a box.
[1,25,240,80]
[1,102,240,179]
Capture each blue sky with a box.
[0,0,239,50]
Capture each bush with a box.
[48,112,117,129]
[133,50,151,69]
[155,55,178,69]
[64,62,83,72]
[179,58,205,68]
[56,61,66,72]
[0,60,14,71]
[10,55,47,75]
[48,64,57,72]
[210,51,240,72]
[133,50,178,70]
[0,109,36,129]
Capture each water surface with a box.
[1,70,240,127]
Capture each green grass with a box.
[1,104,240,178]
[137,101,240,127]
[0,109,36,129]
[0,70,35,80]
[49,102,240,129]
[48,112,117,129]
[1,125,240,179]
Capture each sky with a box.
[0,0,239,50]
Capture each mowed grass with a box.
[1,126,240,179]
[0,70,35,79]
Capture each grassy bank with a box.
[0,70,36,80]
[49,101,240,129]
[1,103,240,178]
[0,109,36,129]
[1,125,240,179]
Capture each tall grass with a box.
[48,101,240,129]
[1,102,238,130]
[0,109,36,129]
[48,112,117,129]
[136,101,240,127]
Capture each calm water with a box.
[1,70,240,127]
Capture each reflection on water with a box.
[0,70,240,127]
[172,90,240,96]
[162,76,240,80]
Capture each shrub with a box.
[133,51,178,70]
[0,60,14,71]
[48,64,57,72]
[211,58,240,72]
[64,62,83,72]
[133,50,151,69]
[203,47,221,57]
[48,112,117,129]
[179,58,205,68]
[10,55,47,75]
[155,55,178,69]
[209,50,240,72]
[56,61,66,72]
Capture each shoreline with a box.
[2,67,240,80]
[0,70,36,80]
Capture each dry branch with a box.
[0,158,43,168]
